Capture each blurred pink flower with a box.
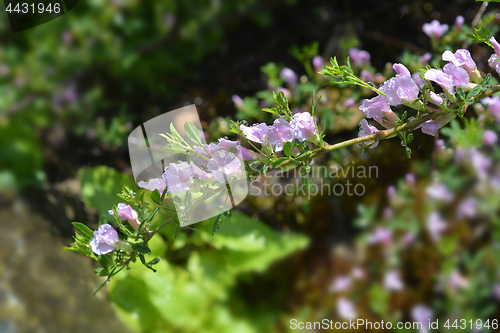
[312,55,323,71]
[427,212,447,241]
[448,270,469,291]
[368,227,392,246]
[405,173,416,186]
[280,67,298,87]
[402,232,416,246]
[348,48,370,66]
[337,298,357,319]
[384,270,404,291]
[351,267,365,279]
[422,20,448,38]
[360,70,374,82]
[411,305,433,330]
[493,284,500,300]
[329,276,352,292]
[456,198,476,219]
[232,95,244,108]
[454,15,464,29]
[426,182,453,202]
[481,95,500,121]
[483,130,498,146]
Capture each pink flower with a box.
[90,224,119,255]
[488,37,500,75]
[207,150,242,183]
[442,49,477,72]
[240,123,269,144]
[493,284,500,300]
[343,98,356,108]
[360,70,374,82]
[280,67,298,87]
[393,63,411,76]
[456,198,476,219]
[368,227,392,246]
[312,55,323,71]
[402,232,416,246]
[483,130,498,146]
[454,15,464,29]
[422,20,448,38]
[411,305,433,327]
[443,63,469,88]
[337,298,356,319]
[481,95,500,121]
[416,120,442,136]
[429,91,443,105]
[232,95,244,108]
[412,72,426,89]
[348,48,370,66]
[109,203,140,230]
[358,119,380,148]
[381,75,420,106]
[405,173,416,186]
[138,178,167,194]
[290,112,316,142]
[351,267,365,279]
[359,95,393,121]
[426,182,453,202]
[424,69,454,94]
[163,161,194,193]
[448,270,469,291]
[329,276,352,292]
[426,212,447,241]
[384,270,404,291]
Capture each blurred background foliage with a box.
[2,0,500,332]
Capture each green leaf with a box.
[269,157,288,169]
[283,141,293,158]
[184,121,202,145]
[279,160,300,172]
[151,189,161,205]
[134,244,152,254]
[72,222,94,240]
[94,268,108,276]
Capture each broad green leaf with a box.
[72,222,94,240]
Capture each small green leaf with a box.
[270,157,288,169]
[94,268,108,276]
[184,121,202,144]
[283,141,293,158]
[133,244,152,254]
[147,257,161,266]
[151,189,161,205]
[279,160,300,172]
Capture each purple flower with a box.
[454,15,464,29]
[442,49,477,72]
[232,95,243,109]
[416,120,442,136]
[358,119,379,149]
[443,63,469,88]
[343,98,356,108]
[312,55,323,71]
[483,130,498,146]
[138,178,167,194]
[402,232,416,246]
[189,162,210,180]
[488,37,500,75]
[436,139,445,150]
[368,227,392,246]
[412,72,426,89]
[381,75,420,106]
[422,20,448,38]
[266,119,293,152]
[360,70,374,82]
[329,276,352,292]
[426,182,453,202]
[348,47,370,66]
[280,67,298,87]
[456,198,476,219]
[405,173,416,186]
[481,95,500,121]
[387,185,396,199]
[427,212,447,241]
[411,305,433,327]
[429,91,443,105]
[384,271,404,291]
[109,203,140,230]
[383,207,394,219]
[207,150,242,183]
[359,95,392,120]
[277,87,291,98]
[240,123,269,144]
[337,298,357,319]
[448,270,468,291]
[393,63,411,76]
[163,161,194,193]
[470,148,491,180]
[419,53,432,63]
[351,267,365,279]
[90,224,119,255]
[290,112,316,142]
[424,69,454,94]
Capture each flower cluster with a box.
[240,112,319,152]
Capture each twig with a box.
[462,2,489,49]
